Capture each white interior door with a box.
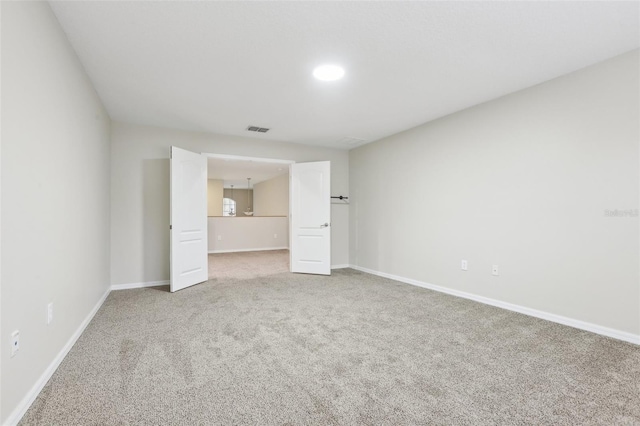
[170,146,208,292]
[290,161,331,275]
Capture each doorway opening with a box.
[170,147,332,292]
[205,153,294,281]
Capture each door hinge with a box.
[170,225,172,230]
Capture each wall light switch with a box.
[274,234,278,239]
[217,235,222,241]
[492,265,499,276]
[461,260,468,271]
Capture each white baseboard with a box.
[331,264,350,269]
[4,286,111,426]
[110,280,169,291]
[208,247,288,254]
[350,265,640,345]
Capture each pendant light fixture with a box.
[244,178,254,216]
[229,184,235,216]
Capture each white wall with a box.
[207,179,223,216]
[1,2,112,423]
[350,50,640,336]
[208,217,288,253]
[111,121,349,286]
[254,173,289,217]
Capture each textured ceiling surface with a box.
[50,1,639,149]
[207,156,289,188]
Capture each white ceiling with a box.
[49,1,639,149]
[207,156,289,189]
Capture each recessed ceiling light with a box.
[313,64,345,81]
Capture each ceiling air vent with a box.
[247,126,270,133]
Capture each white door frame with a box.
[203,153,296,166]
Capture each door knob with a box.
[321,223,329,228]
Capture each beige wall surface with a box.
[111,122,349,285]
[350,50,640,335]
[207,179,224,216]
[1,2,112,423]
[208,217,289,252]
[254,173,289,217]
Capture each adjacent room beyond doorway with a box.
[206,155,293,278]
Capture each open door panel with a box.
[290,161,331,275]
[170,146,208,292]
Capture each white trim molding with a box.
[4,286,111,426]
[202,152,295,165]
[350,265,640,345]
[208,247,288,254]
[110,280,170,291]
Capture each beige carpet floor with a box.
[208,249,289,280]
[20,269,640,425]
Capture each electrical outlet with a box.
[492,265,499,276]
[274,234,278,239]
[217,235,222,241]
[47,302,54,325]
[461,260,468,271]
[11,330,19,358]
